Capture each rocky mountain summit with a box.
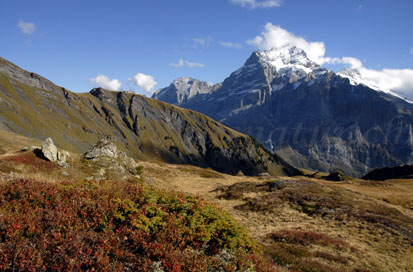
[153,46,413,176]
[153,77,221,105]
[0,57,298,176]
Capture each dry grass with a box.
[312,178,413,212]
[137,162,413,272]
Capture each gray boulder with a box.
[83,139,139,175]
[83,139,118,159]
[34,138,70,167]
[41,137,58,162]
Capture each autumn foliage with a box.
[0,179,273,271]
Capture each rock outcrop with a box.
[324,170,345,182]
[83,139,118,159]
[41,137,58,162]
[83,139,140,175]
[34,137,69,167]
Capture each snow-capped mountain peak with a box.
[231,45,326,84]
[256,45,320,72]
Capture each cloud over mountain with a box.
[132,73,157,94]
[89,74,121,91]
[248,23,413,99]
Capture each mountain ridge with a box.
[0,56,299,176]
[153,46,413,176]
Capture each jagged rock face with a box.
[153,46,413,177]
[152,77,219,105]
[0,57,298,177]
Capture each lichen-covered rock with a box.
[83,139,118,159]
[83,139,139,175]
[118,152,139,175]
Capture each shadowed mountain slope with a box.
[362,165,413,181]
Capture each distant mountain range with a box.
[0,57,299,176]
[153,45,413,176]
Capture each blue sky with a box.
[1,0,413,96]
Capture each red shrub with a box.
[2,152,57,172]
[0,179,274,271]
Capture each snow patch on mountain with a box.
[256,45,321,78]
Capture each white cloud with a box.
[354,67,413,97]
[247,23,413,99]
[326,57,413,97]
[193,36,214,47]
[170,59,204,68]
[170,59,185,68]
[89,74,121,91]
[17,20,36,35]
[132,73,157,94]
[247,23,327,64]
[325,56,363,69]
[230,0,282,9]
[220,41,242,49]
[185,60,204,68]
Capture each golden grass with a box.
[138,162,413,272]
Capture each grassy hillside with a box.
[0,133,412,271]
[0,57,298,176]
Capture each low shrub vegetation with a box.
[0,178,274,271]
[267,230,350,249]
[218,179,413,238]
[1,151,57,172]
